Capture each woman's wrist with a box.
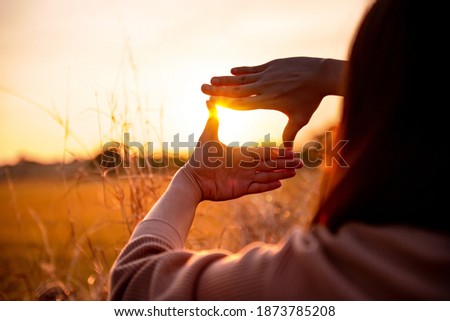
[140,166,202,243]
[172,166,203,204]
[319,58,347,97]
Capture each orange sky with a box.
[0,0,371,165]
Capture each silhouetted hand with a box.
[202,57,346,146]
[182,101,302,201]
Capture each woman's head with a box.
[317,0,447,233]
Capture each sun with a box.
[214,104,285,148]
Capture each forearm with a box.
[136,168,202,245]
[320,58,347,97]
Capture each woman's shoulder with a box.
[284,222,450,264]
[308,222,450,251]
[283,222,450,299]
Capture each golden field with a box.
[0,164,322,300]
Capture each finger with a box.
[252,158,303,171]
[209,74,260,86]
[231,63,269,75]
[209,96,264,110]
[201,83,256,98]
[246,147,296,160]
[282,118,305,148]
[206,99,219,119]
[254,169,296,184]
[199,101,219,142]
[247,181,282,194]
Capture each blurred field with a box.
[0,165,323,300]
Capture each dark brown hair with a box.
[316,0,447,234]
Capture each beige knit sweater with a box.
[109,220,450,300]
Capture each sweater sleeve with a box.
[109,220,450,300]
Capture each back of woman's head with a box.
[316,0,448,234]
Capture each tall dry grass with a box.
[0,44,324,300]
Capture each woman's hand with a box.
[181,101,302,202]
[201,57,346,146]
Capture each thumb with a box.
[199,101,219,142]
[282,118,303,148]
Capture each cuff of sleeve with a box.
[131,218,184,249]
